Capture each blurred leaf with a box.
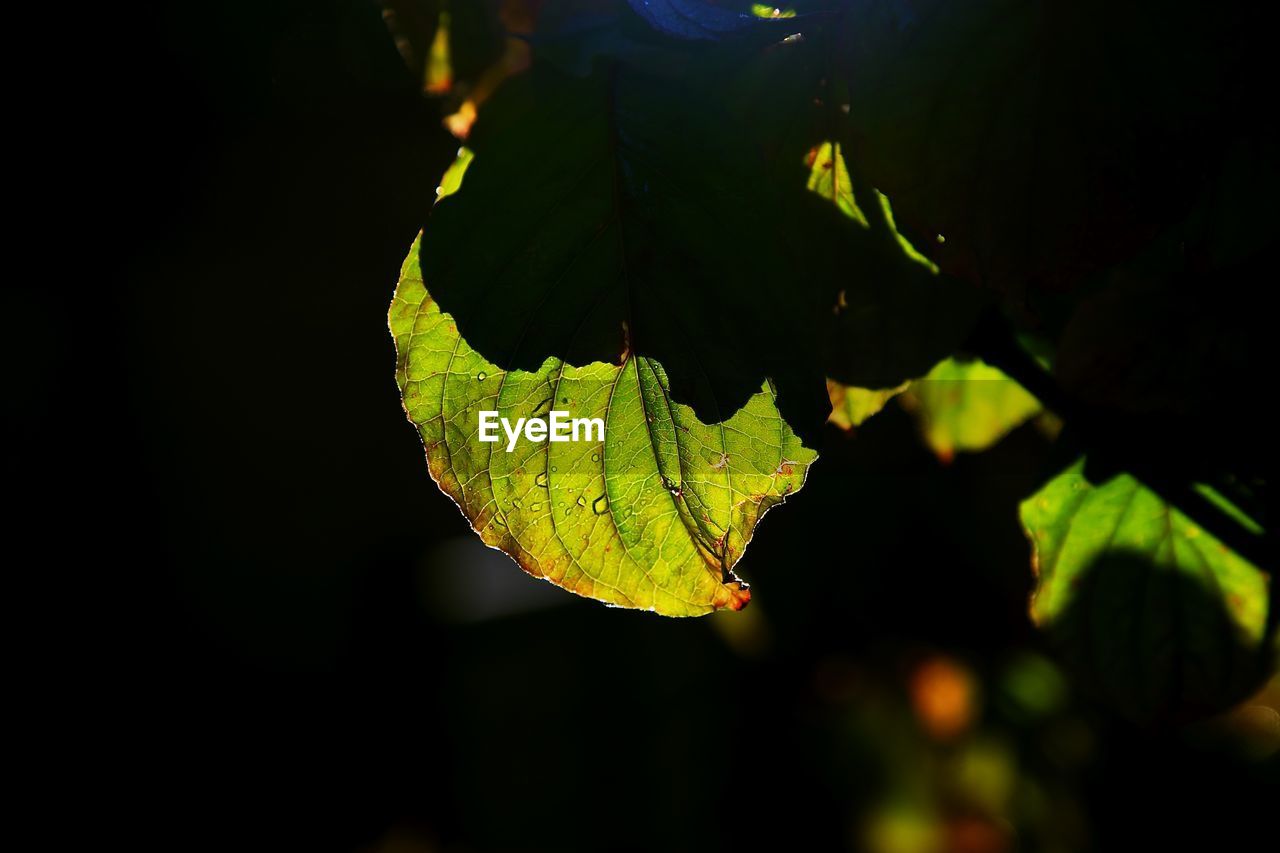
[826,378,906,430]
[1021,459,1273,721]
[825,356,1038,459]
[900,357,1041,462]
[392,235,817,616]
[998,652,1068,720]
[863,805,941,853]
[750,4,797,19]
[424,8,452,93]
[952,737,1017,815]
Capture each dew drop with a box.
[591,452,600,463]
[592,495,608,515]
[512,498,523,509]
[530,502,541,512]
[564,507,572,517]
[535,472,549,488]
[576,496,587,508]
[493,514,507,528]
[477,371,488,381]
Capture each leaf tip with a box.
[714,581,752,612]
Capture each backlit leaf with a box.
[1021,459,1273,720]
[392,236,817,616]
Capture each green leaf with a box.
[392,236,817,616]
[899,357,1041,462]
[1020,459,1273,721]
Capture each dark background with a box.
[56,1,1276,849]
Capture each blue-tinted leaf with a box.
[627,0,769,40]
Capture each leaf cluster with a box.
[386,0,1275,720]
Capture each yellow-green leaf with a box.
[391,237,817,616]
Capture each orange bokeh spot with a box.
[911,656,977,740]
[445,100,478,140]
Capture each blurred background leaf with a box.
[899,358,1042,464]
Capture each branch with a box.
[966,310,1275,579]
